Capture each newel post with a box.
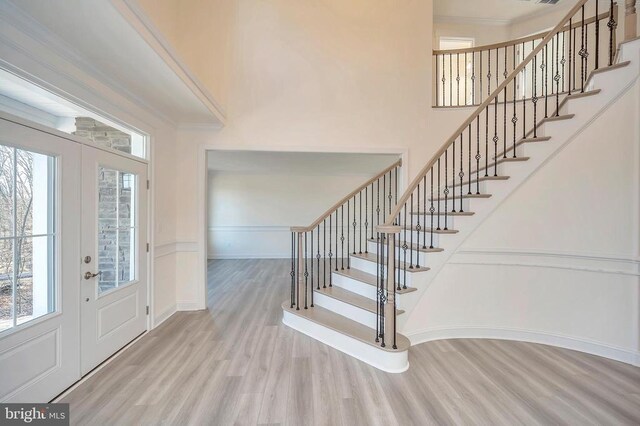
[626,0,637,40]
[291,227,307,310]
[377,224,401,349]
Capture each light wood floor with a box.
[62,259,640,425]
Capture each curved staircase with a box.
[283,0,639,372]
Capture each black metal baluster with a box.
[512,45,518,157]
[573,25,577,91]
[295,233,300,310]
[533,41,538,139]
[380,234,385,348]
[595,0,600,69]
[456,52,461,106]
[304,232,308,309]
[522,42,527,139]
[430,168,435,249]
[544,44,548,118]
[334,210,338,272]
[450,54,453,106]
[562,27,566,94]
[452,132,456,212]
[410,192,415,269]
[403,207,408,276]
[376,179,380,238]
[485,106,489,177]
[323,219,327,288]
[480,50,483,102]
[465,52,468,105]
[503,50,507,158]
[329,213,334,279]
[388,171,392,217]
[437,158,441,230]
[290,232,295,308]
[416,182,421,257]
[608,0,616,66]
[487,49,492,96]
[551,33,555,95]
[472,51,476,104]
[423,175,427,248]
[395,166,398,208]
[311,230,315,305]
[352,198,356,257]
[444,149,449,230]
[375,231,380,342]
[580,6,586,93]
[459,133,464,212]
[468,124,472,194]
[341,205,344,270]
[365,185,370,250]
[436,54,440,106]
[555,31,561,116]
[476,116,480,194]
[359,191,362,254]
[442,55,446,106]
[585,21,589,84]
[347,199,350,269]
[569,18,573,95]
[494,47,499,176]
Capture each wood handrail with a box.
[383,0,592,227]
[291,158,402,233]
[433,10,611,55]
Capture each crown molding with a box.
[112,0,227,126]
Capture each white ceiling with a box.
[5,0,222,127]
[207,151,400,175]
[434,0,568,23]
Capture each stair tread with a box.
[494,136,552,159]
[470,156,530,175]
[352,252,431,273]
[448,175,510,189]
[334,268,418,294]
[282,302,410,352]
[368,238,445,254]
[543,113,575,122]
[316,285,405,315]
[410,210,475,216]
[430,193,491,202]
[402,226,459,234]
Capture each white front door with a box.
[0,118,81,402]
[80,145,148,374]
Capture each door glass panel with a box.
[0,143,56,333]
[97,167,137,294]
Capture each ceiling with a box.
[207,151,400,175]
[434,0,568,23]
[4,0,223,127]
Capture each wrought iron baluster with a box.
[442,55,446,106]
[487,49,492,96]
[544,44,548,118]
[503,50,507,158]
[334,210,338,272]
[341,205,344,270]
[359,191,362,254]
[304,232,308,309]
[437,158,441,230]
[444,149,449,230]
[430,168,435,249]
[450,54,453,106]
[347,199,350,268]
[533,41,538,139]
[522,42,527,139]
[423,175,427,248]
[465,52,468,105]
[573,26,577,91]
[480,50,483,102]
[580,6,586,93]
[485,106,489,177]
[468,124,472,194]
[456,52,461,106]
[569,18,573,95]
[608,0,616,66]
[595,1,600,69]
[436,54,440,106]
[452,132,456,212]
[512,45,518,157]
[476,116,480,194]
[416,182,421,257]
[555,31,561,116]
[290,232,295,308]
[472,51,476,104]
[311,230,315,306]
[375,231,380,342]
[323,219,327,288]
[459,133,464,212]
[410,192,415,268]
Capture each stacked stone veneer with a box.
[73,117,132,154]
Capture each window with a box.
[0,143,56,332]
[439,37,475,106]
[97,167,137,294]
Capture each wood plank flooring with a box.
[61,259,640,425]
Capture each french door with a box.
[0,116,148,402]
[80,145,147,375]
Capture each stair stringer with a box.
[387,39,640,334]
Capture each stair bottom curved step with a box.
[282,301,410,373]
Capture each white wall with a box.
[207,170,386,258]
[404,76,640,364]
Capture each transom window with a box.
[0,143,56,332]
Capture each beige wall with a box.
[137,0,233,109]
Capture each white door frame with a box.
[195,143,409,312]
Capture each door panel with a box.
[0,118,81,402]
[80,145,147,374]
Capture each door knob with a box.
[84,271,102,280]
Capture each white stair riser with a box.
[313,291,377,328]
[282,311,409,373]
[367,240,437,266]
[349,257,417,286]
[331,272,407,305]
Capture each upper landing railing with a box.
[433,2,617,107]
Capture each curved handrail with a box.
[383,0,594,227]
[291,158,402,233]
[433,10,610,55]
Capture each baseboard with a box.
[153,303,176,328]
[405,325,640,367]
[176,301,204,311]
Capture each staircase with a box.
[282,0,639,372]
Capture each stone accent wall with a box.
[73,117,132,154]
